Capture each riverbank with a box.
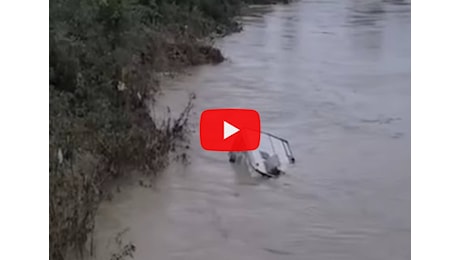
[49,1,290,259]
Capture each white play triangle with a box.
[223,121,239,140]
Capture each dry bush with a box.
[109,229,136,260]
[49,98,193,260]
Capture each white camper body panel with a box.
[229,132,295,177]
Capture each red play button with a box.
[200,109,261,151]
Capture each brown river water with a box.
[93,1,410,259]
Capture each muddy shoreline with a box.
[50,1,292,260]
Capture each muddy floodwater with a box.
[94,1,410,259]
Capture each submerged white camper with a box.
[228,132,295,178]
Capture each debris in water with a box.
[263,248,293,255]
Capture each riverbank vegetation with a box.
[49,0,289,259]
